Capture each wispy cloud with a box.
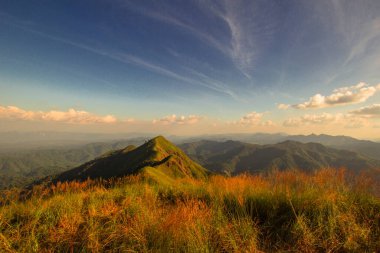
[344,17,380,65]
[0,105,117,124]
[153,114,203,125]
[3,15,239,99]
[217,0,275,79]
[327,1,380,66]
[123,3,230,57]
[119,54,236,97]
[311,1,380,84]
[3,1,276,99]
[182,66,241,100]
[123,0,275,79]
[219,2,255,79]
[280,82,380,110]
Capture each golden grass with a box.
[0,168,379,252]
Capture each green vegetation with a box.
[281,134,380,160]
[179,133,380,160]
[1,134,379,189]
[0,136,379,252]
[52,136,208,183]
[0,140,143,189]
[0,169,379,252]
[180,140,380,175]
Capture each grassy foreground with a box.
[0,169,379,252]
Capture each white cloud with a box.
[238,112,263,125]
[153,114,203,125]
[283,112,370,129]
[234,112,275,127]
[350,104,380,117]
[0,105,117,124]
[282,82,379,109]
[277,103,290,110]
[261,120,276,127]
[283,113,340,127]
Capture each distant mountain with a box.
[51,136,208,183]
[180,140,380,175]
[178,133,380,160]
[0,131,155,152]
[1,133,379,189]
[173,133,288,145]
[279,134,380,159]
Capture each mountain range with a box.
[44,136,379,185]
[177,133,380,160]
[180,140,379,175]
[2,132,380,159]
[0,134,379,188]
[0,139,146,188]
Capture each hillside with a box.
[180,140,380,175]
[0,139,146,189]
[178,133,380,160]
[0,132,153,152]
[280,134,380,159]
[1,169,379,252]
[2,135,379,189]
[51,136,208,183]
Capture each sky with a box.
[0,0,380,139]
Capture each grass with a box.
[0,168,379,252]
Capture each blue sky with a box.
[0,0,380,138]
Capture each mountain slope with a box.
[180,140,380,175]
[178,133,380,160]
[2,133,379,189]
[280,134,380,159]
[0,139,146,189]
[53,136,208,183]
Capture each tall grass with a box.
[0,168,379,252]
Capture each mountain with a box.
[172,133,288,145]
[177,133,380,160]
[2,133,379,189]
[0,138,146,189]
[180,140,380,175]
[51,136,208,183]
[280,134,380,159]
[0,131,156,152]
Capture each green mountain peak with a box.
[51,136,208,183]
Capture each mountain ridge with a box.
[1,133,379,188]
[51,136,208,183]
[177,133,380,160]
[180,139,380,175]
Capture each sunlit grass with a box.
[0,168,379,252]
